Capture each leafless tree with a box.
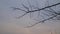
[11,1,60,28]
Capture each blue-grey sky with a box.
[0,0,60,34]
[0,0,48,26]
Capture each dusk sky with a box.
[0,0,60,34]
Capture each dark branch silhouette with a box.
[11,2,60,18]
[11,7,27,12]
[26,15,57,28]
[11,2,60,27]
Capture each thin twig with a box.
[26,15,57,28]
[12,3,60,19]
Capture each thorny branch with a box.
[11,2,60,27]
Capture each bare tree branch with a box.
[44,9,57,16]
[29,2,60,12]
[22,4,29,11]
[48,8,58,14]
[11,2,60,19]
[11,2,60,27]
[11,7,27,12]
[27,0,33,18]
[16,13,28,19]
[26,15,57,28]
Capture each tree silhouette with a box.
[11,1,60,27]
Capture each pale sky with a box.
[0,0,60,34]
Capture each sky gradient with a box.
[0,0,60,34]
